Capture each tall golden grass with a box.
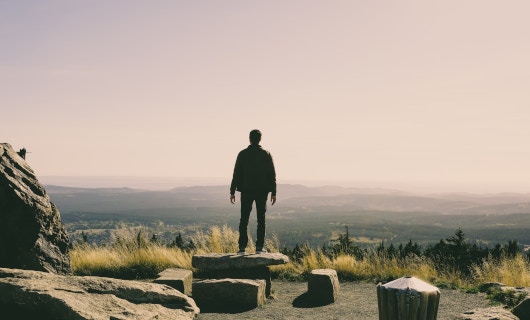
[71,225,530,288]
[71,227,193,278]
[472,254,530,287]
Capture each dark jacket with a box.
[230,144,276,196]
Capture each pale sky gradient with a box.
[2,1,530,192]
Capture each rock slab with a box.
[154,268,193,296]
[0,143,70,274]
[307,268,340,304]
[192,252,289,270]
[458,307,519,320]
[193,278,266,311]
[0,267,199,320]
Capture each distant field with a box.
[49,184,530,249]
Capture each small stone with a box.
[307,269,340,304]
[154,268,193,296]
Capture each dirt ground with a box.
[196,280,492,320]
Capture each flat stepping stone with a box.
[192,252,289,270]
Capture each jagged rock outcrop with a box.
[0,143,70,274]
[0,268,199,320]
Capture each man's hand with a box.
[271,195,277,205]
[230,194,236,204]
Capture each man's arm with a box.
[230,152,242,203]
[269,152,276,205]
[268,153,276,196]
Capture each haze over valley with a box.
[48,182,530,250]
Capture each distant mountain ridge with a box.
[45,184,530,216]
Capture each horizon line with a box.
[38,175,530,195]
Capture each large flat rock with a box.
[0,268,199,320]
[192,252,289,270]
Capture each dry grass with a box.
[71,245,194,278]
[191,224,247,254]
[332,253,438,282]
[472,254,530,287]
[71,225,280,278]
[71,225,530,288]
[71,227,194,278]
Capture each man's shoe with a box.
[256,248,267,254]
[237,249,246,255]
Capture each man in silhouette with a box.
[230,129,276,254]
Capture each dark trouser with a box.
[239,192,268,250]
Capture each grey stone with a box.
[307,268,340,304]
[513,297,530,320]
[0,267,199,319]
[154,268,193,296]
[192,252,289,270]
[458,307,519,320]
[192,278,266,311]
[0,143,70,274]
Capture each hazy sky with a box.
[2,1,529,192]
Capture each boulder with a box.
[458,307,519,320]
[192,278,266,311]
[192,252,289,270]
[0,143,70,274]
[307,269,340,304]
[513,296,530,320]
[154,268,193,296]
[0,267,199,319]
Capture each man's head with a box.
[249,129,262,145]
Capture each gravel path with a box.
[196,280,491,320]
